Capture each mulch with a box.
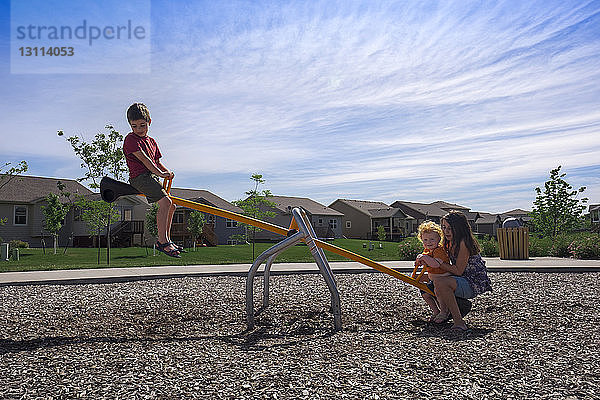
[0,272,598,399]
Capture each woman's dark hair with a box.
[127,103,151,123]
[442,210,480,257]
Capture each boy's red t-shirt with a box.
[123,132,162,179]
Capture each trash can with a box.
[497,226,529,260]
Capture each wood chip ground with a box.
[1,272,598,399]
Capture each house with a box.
[0,175,93,247]
[329,199,414,240]
[588,204,599,231]
[73,192,148,248]
[391,200,483,233]
[167,187,246,246]
[500,209,532,226]
[474,212,502,237]
[253,195,344,241]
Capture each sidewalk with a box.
[1,257,599,287]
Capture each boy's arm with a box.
[156,159,174,179]
[132,150,173,179]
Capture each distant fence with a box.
[497,227,529,260]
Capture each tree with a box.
[1,161,28,226]
[530,166,588,237]
[377,225,387,242]
[233,174,276,259]
[59,125,127,262]
[58,125,127,189]
[146,203,159,239]
[187,211,205,251]
[41,193,69,254]
[74,196,120,264]
[0,160,28,192]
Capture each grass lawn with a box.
[0,239,402,273]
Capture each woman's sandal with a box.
[450,325,471,333]
[156,241,181,258]
[433,312,451,324]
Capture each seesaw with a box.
[100,176,433,331]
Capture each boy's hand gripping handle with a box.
[162,177,173,194]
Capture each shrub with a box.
[478,235,499,257]
[9,240,29,250]
[398,237,422,260]
[568,234,600,259]
[548,234,573,258]
[528,235,552,257]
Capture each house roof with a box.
[170,188,243,214]
[0,175,93,203]
[330,199,411,219]
[392,200,448,218]
[268,195,343,216]
[589,204,600,212]
[368,207,412,219]
[430,200,470,211]
[501,208,530,217]
[500,209,532,222]
[475,212,501,224]
[332,199,390,215]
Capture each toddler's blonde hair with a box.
[417,220,443,246]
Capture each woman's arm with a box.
[439,241,469,275]
[417,254,440,268]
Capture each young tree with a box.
[74,196,120,264]
[530,166,588,237]
[59,125,127,260]
[233,174,276,259]
[0,160,28,192]
[58,125,127,189]
[187,211,205,251]
[41,193,69,254]
[146,203,159,239]
[377,225,387,242]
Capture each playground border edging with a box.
[1,258,599,287]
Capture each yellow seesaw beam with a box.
[313,239,433,294]
[170,196,289,236]
[168,194,434,296]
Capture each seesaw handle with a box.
[162,177,173,194]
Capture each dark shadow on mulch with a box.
[0,334,216,355]
[216,309,338,351]
[410,319,495,341]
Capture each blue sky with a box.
[1,0,599,213]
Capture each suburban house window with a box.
[207,214,215,224]
[227,239,237,245]
[329,219,337,229]
[123,209,132,221]
[346,221,351,229]
[14,205,27,225]
[173,212,184,224]
[318,218,323,226]
[226,219,238,228]
[593,211,599,223]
